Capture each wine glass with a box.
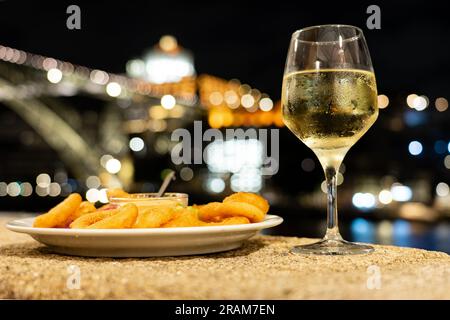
[282,25,378,255]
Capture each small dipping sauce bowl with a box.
[110,193,188,208]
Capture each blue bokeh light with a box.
[408,141,423,156]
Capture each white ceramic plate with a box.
[6,215,283,257]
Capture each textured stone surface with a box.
[1,214,449,299]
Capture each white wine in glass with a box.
[282,25,378,255]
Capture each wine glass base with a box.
[291,239,374,255]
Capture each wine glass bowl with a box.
[282,25,378,255]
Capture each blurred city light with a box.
[436,182,450,197]
[206,139,264,192]
[444,155,450,169]
[224,90,239,108]
[35,185,49,197]
[393,220,411,238]
[434,140,447,154]
[231,168,262,192]
[98,188,109,203]
[378,189,393,204]
[85,175,101,189]
[406,94,418,108]
[105,158,122,174]
[7,182,21,197]
[100,154,114,167]
[161,94,176,110]
[19,182,33,197]
[377,220,393,241]
[241,94,255,108]
[36,173,51,188]
[412,96,428,111]
[106,82,122,97]
[301,158,315,172]
[129,137,145,152]
[391,184,413,202]
[180,167,194,181]
[48,182,61,197]
[404,111,426,127]
[47,68,62,83]
[126,59,145,78]
[435,97,448,112]
[90,69,109,85]
[320,180,327,193]
[377,94,389,109]
[42,57,57,70]
[259,97,274,111]
[408,141,423,155]
[135,35,195,84]
[336,173,344,186]
[206,177,226,193]
[0,182,7,196]
[352,192,376,209]
[206,139,263,173]
[86,188,100,203]
[209,92,223,106]
[159,35,178,52]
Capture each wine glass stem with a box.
[324,166,342,241]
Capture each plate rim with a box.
[5,214,283,236]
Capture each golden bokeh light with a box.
[159,35,178,52]
[435,97,448,112]
[377,94,389,109]
[406,94,418,108]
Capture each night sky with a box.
[1,0,449,98]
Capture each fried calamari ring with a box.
[198,201,265,223]
[163,209,250,228]
[106,188,130,200]
[223,192,269,214]
[87,204,138,229]
[196,202,221,220]
[62,201,97,227]
[206,216,250,226]
[33,193,82,228]
[162,208,205,228]
[69,208,119,229]
[133,205,178,228]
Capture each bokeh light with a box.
[435,97,448,112]
[86,188,100,203]
[36,173,51,188]
[259,97,274,111]
[378,190,393,204]
[377,94,389,109]
[180,167,194,181]
[7,182,21,197]
[105,158,122,174]
[408,141,423,155]
[406,94,417,108]
[106,82,122,97]
[47,68,62,83]
[352,193,376,209]
[129,137,145,152]
[86,176,101,189]
[413,96,428,111]
[161,94,176,110]
[436,182,449,197]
